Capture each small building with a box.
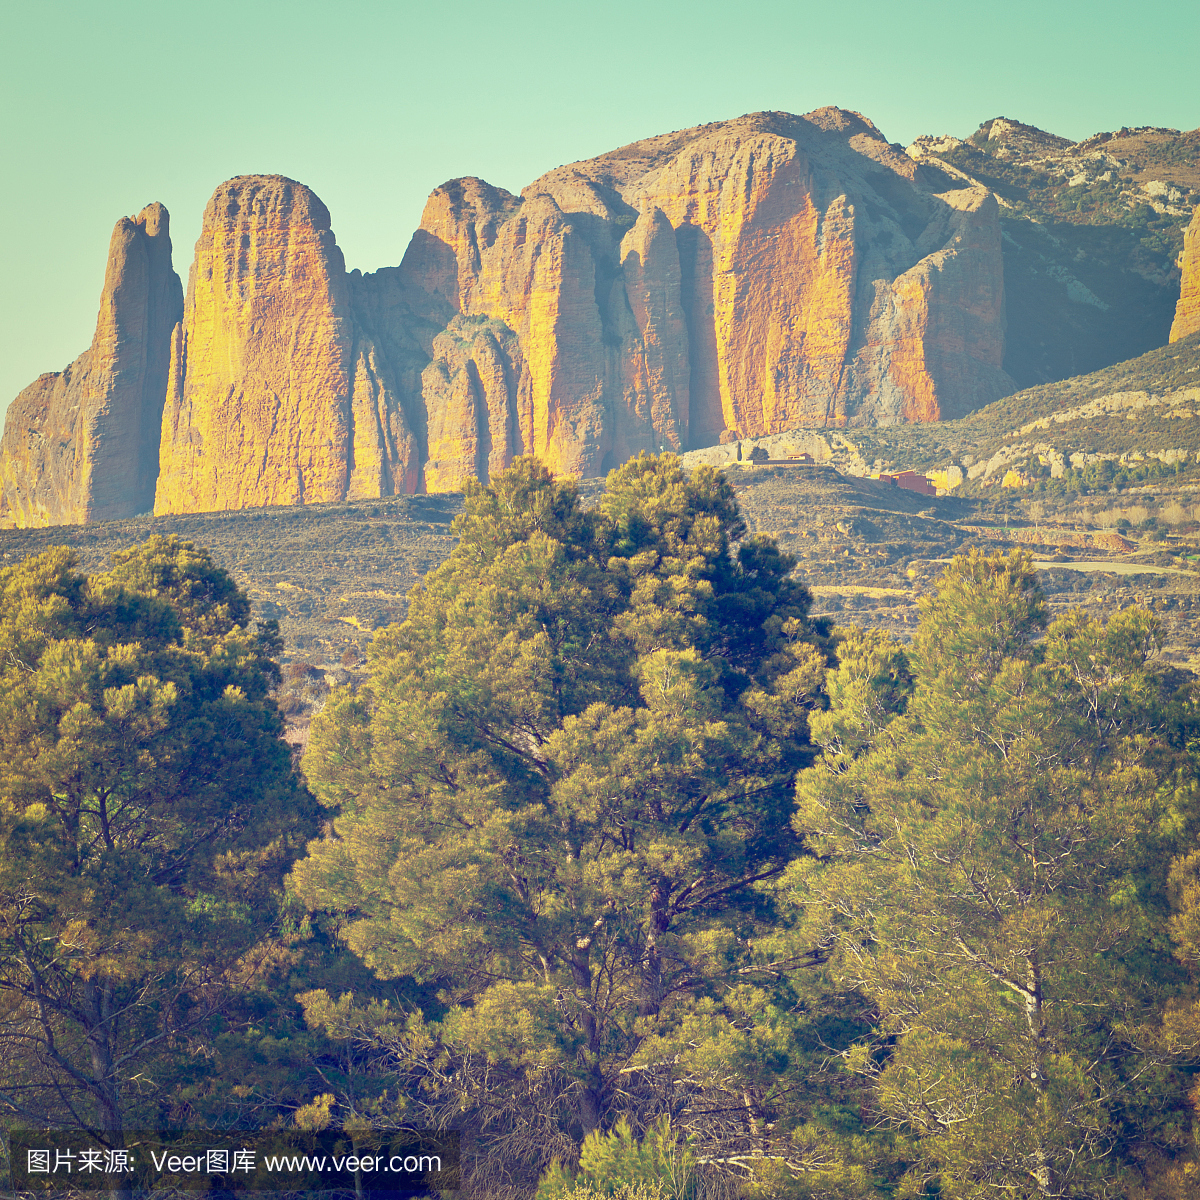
[747,448,816,466]
[873,470,937,497]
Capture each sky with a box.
[1,0,1197,416]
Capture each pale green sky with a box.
[1,0,1196,415]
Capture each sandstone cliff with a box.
[394,108,1013,487]
[1171,207,1200,342]
[155,176,425,514]
[0,204,182,525]
[8,111,1021,523]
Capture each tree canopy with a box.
[292,474,1200,1198]
[0,536,311,1145]
[782,549,1200,1198]
[292,456,829,1190]
[10,470,1200,1200]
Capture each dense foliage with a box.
[7,462,1200,1200]
[0,537,313,1141]
[294,463,1200,1198]
[293,456,827,1193]
[780,549,1200,1197]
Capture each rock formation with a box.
[398,108,1013,487]
[908,119,1196,387]
[421,315,523,491]
[7,110,1021,524]
[154,176,422,514]
[1171,207,1200,342]
[0,205,182,525]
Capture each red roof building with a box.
[875,470,937,497]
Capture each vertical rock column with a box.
[155,176,356,514]
[848,185,1011,423]
[1170,207,1200,343]
[0,204,183,525]
[618,206,689,454]
[468,195,609,478]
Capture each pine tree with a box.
[0,537,311,1155]
[291,456,828,1189]
[785,550,1199,1197]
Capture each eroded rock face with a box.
[421,316,522,491]
[619,206,689,455]
[155,176,437,515]
[401,177,521,313]
[403,107,1013,485]
[7,112,1020,524]
[0,204,183,525]
[156,177,356,513]
[1171,207,1200,343]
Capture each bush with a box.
[537,1117,694,1200]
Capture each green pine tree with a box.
[291,455,828,1190]
[784,549,1200,1198]
[0,537,313,1159]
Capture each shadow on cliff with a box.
[1000,218,1179,387]
[673,222,722,450]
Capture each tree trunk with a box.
[1023,955,1056,1197]
[570,950,604,1135]
[640,882,671,1017]
[84,977,132,1200]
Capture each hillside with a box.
[887,328,1200,486]
[909,118,1199,386]
[691,330,1200,487]
[6,428,1200,699]
[0,493,462,661]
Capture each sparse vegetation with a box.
[920,124,1199,385]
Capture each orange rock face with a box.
[0,205,183,525]
[5,111,1019,525]
[1171,207,1200,342]
[158,118,1014,510]
[155,176,427,515]
[403,108,1013,487]
[157,177,356,513]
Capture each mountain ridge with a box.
[2,107,1198,528]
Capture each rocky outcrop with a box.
[401,178,521,313]
[6,111,1021,524]
[0,205,182,526]
[154,176,423,514]
[908,119,1196,387]
[1171,207,1200,342]
[421,315,523,490]
[403,108,1013,483]
[845,184,1011,424]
